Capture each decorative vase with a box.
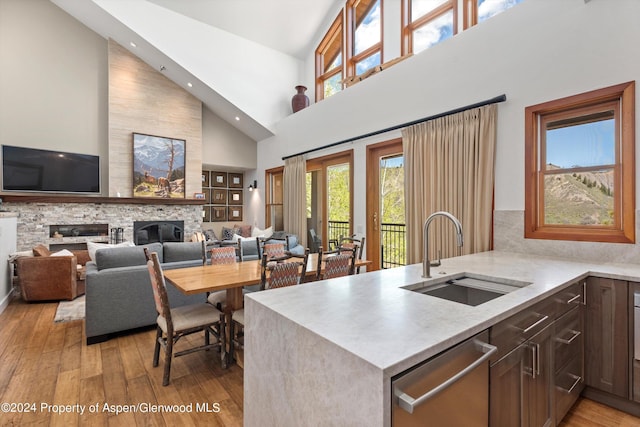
[291,85,309,113]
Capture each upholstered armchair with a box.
[16,247,89,301]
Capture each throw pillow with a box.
[234,224,252,238]
[32,244,51,257]
[251,226,273,239]
[221,226,239,241]
[204,229,218,241]
[87,241,135,263]
[51,249,74,257]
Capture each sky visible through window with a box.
[546,119,615,169]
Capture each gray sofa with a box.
[85,241,206,344]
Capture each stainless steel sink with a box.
[404,273,531,306]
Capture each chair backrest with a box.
[317,246,357,280]
[309,229,322,253]
[339,235,365,260]
[144,248,172,328]
[262,242,286,260]
[260,250,309,290]
[210,246,237,265]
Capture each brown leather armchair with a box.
[16,249,90,301]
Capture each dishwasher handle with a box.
[395,340,497,414]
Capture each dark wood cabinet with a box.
[584,277,629,398]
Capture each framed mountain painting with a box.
[132,133,186,198]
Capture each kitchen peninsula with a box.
[243,250,640,426]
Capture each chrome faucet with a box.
[422,211,464,278]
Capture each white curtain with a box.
[402,104,497,264]
[283,155,307,248]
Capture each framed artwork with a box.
[212,171,227,187]
[203,189,211,204]
[212,207,227,222]
[132,133,185,198]
[228,172,243,188]
[228,206,243,221]
[202,171,210,187]
[212,189,227,205]
[203,207,211,222]
[228,189,243,205]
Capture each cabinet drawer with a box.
[555,356,584,421]
[490,296,556,362]
[554,306,582,371]
[554,281,584,319]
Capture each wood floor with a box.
[1,297,640,427]
[0,297,243,426]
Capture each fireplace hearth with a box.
[134,220,184,245]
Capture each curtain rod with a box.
[282,94,507,161]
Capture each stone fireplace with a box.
[2,196,202,252]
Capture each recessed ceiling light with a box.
[235,116,240,121]
[130,42,137,48]
[187,82,193,88]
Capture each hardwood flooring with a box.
[0,298,243,426]
[2,297,640,426]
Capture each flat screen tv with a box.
[2,145,100,194]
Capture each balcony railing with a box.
[327,220,406,269]
[380,222,406,269]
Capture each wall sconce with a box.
[248,180,258,192]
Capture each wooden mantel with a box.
[0,194,205,205]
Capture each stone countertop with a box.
[0,212,18,218]
[245,250,640,377]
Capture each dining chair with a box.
[206,245,239,310]
[256,239,287,260]
[229,249,309,363]
[316,245,358,280]
[339,235,365,273]
[144,248,226,386]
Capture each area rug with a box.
[54,295,85,323]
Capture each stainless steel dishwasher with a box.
[392,330,496,426]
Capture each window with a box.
[524,81,635,243]
[316,13,344,101]
[265,167,284,231]
[347,0,383,76]
[464,0,525,29]
[402,0,456,55]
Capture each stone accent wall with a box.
[4,201,202,252]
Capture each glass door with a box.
[366,139,405,270]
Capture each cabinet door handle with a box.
[519,314,549,334]
[582,281,587,305]
[555,329,581,345]
[566,294,581,305]
[557,374,582,394]
[529,343,538,379]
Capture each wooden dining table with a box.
[163,253,371,312]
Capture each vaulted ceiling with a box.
[51,0,342,141]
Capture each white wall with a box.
[256,0,640,256]
[202,105,257,170]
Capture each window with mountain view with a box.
[524,82,635,243]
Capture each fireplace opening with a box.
[133,220,184,245]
